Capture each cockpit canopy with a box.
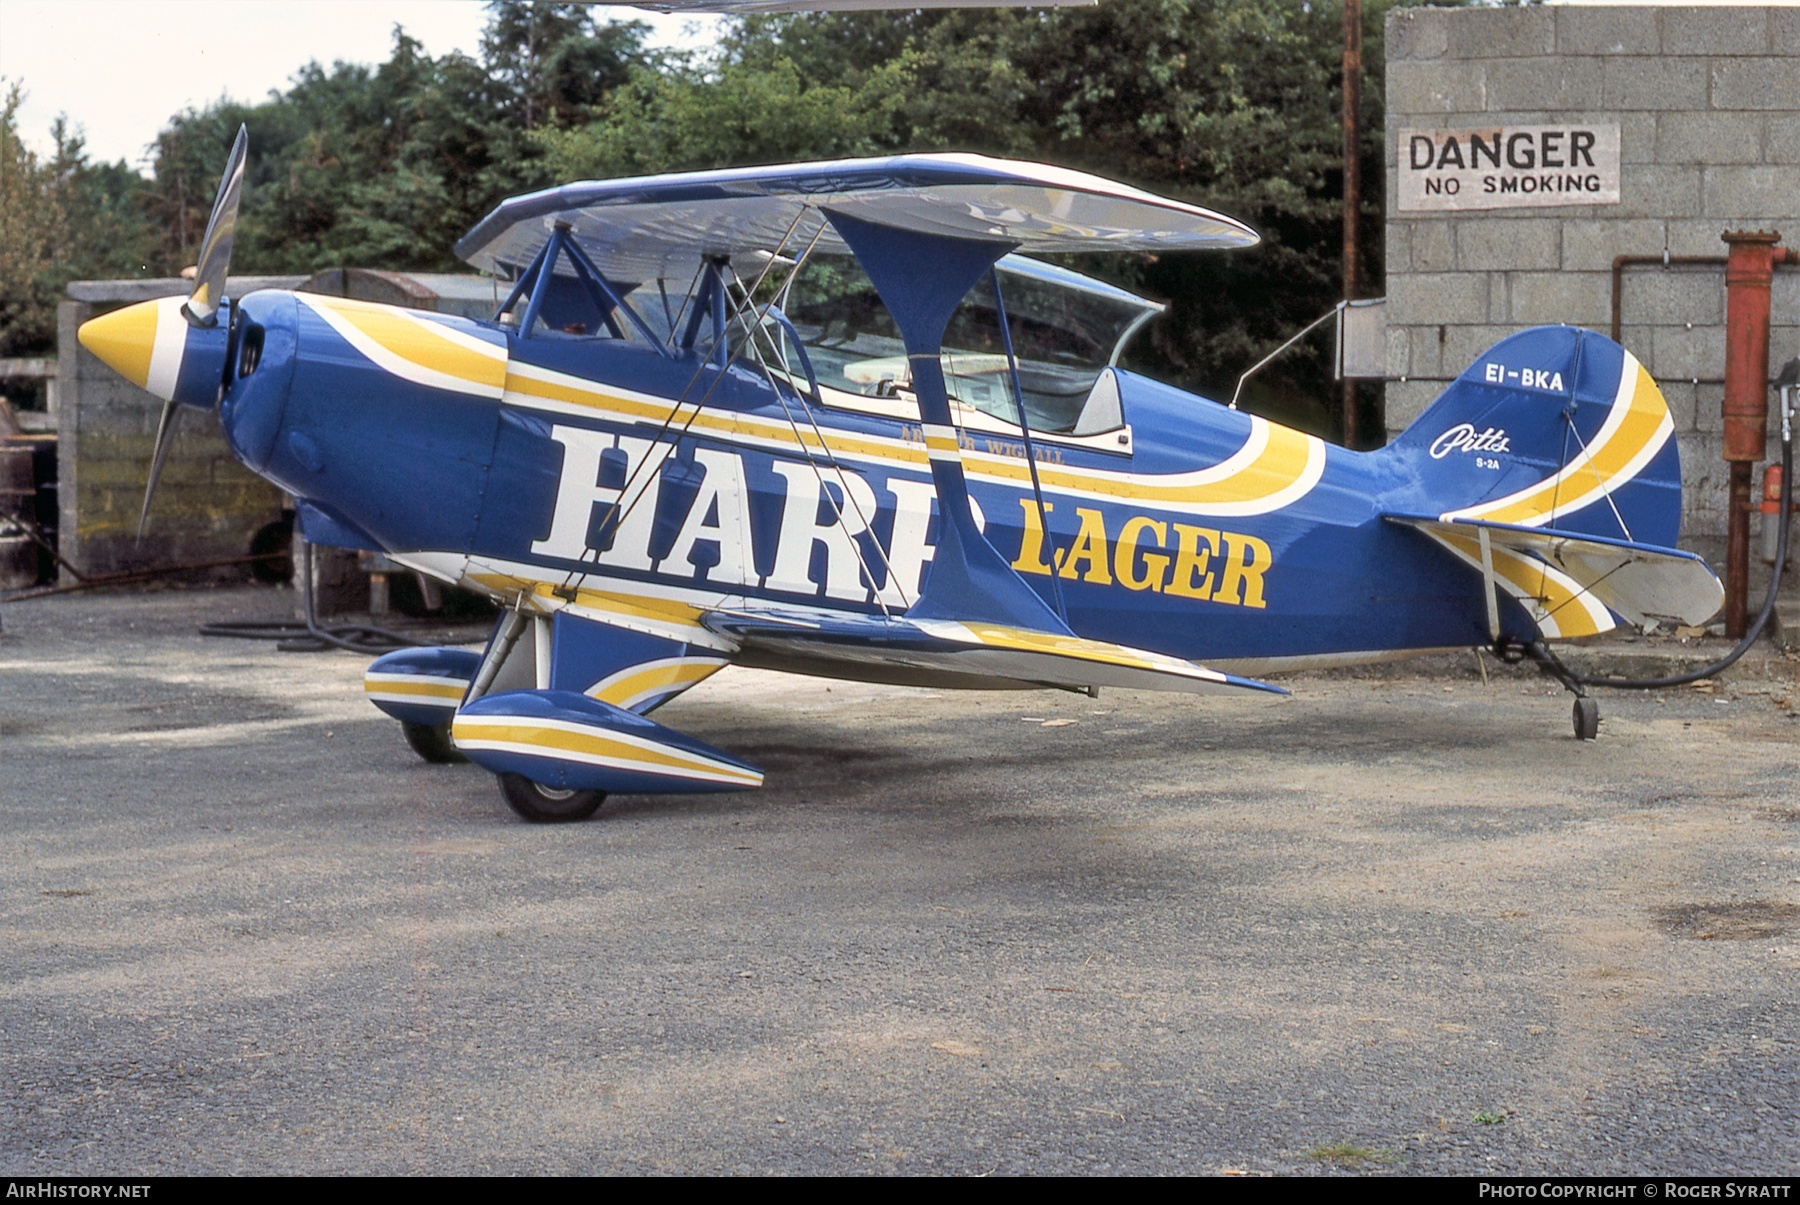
[463,154,1252,436]
[779,253,1161,434]
[490,247,1161,437]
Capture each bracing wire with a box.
[725,236,906,615]
[749,317,906,617]
[1561,414,1636,544]
[553,207,819,599]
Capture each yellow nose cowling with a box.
[77,297,188,400]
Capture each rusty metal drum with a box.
[0,442,38,588]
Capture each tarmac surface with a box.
[1,585,1797,1176]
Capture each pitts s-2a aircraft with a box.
[79,131,1724,821]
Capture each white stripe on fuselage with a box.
[497,357,1321,519]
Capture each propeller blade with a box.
[138,398,182,538]
[182,124,249,328]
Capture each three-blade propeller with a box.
[140,125,248,537]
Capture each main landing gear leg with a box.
[1494,637,1599,741]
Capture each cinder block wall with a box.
[57,280,300,579]
[1385,5,1800,549]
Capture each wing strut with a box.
[824,211,1072,635]
[495,222,672,354]
[1477,525,1501,642]
[989,264,1069,625]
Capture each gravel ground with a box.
[1,585,1796,1176]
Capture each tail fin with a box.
[1384,326,1681,547]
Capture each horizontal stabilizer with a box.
[1388,514,1723,633]
[705,607,1284,697]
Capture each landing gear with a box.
[498,772,606,823]
[1572,696,1600,742]
[1494,636,1600,741]
[401,720,466,764]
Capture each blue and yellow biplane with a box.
[78,133,1723,820]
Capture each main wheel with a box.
[1572,696,1600,742]
[498,772,605,823]
[402,720,466,764]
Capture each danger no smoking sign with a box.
[1397,124,1621,211]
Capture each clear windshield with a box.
[777,255,1158,433]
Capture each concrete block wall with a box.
[57,279,300,579]
[1385,5,1800,548]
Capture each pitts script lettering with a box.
[1430,423,1512,461]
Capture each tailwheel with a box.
[1511,638,1601,741]
[402,720,466,764]
[498,772,606,823]
[1572,696,1600,742]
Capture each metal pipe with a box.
[1720,230,1792,638]
[1611,242,1797,639]
[0,551,285,602]
[1727,460,1755,637]
[1610,253,1725,343]
[1341,0,1362,448]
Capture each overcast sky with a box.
[0,0,722,171]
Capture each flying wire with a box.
[724,227,905,612]
[1559,413,1636,544]
[553,207,821,600]
[988,265,1068,622]
[746,300,907,617]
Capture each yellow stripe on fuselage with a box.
[1029,422,1322,512]
[363,674,468,702]
[301,294,508,398]
[503,361,913,468]
[304,292,1324,520]
[501,360,1323,518]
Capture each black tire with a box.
[248,516,294,584]
[1572,696,1600,742]
[402,720,466,764]
[498,772,605,823]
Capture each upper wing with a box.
[455,153,1257,283]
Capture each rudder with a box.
[1385,327,1681,547]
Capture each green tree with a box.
[0,82,157,357]
[541,0,1411,434]
[534,52,912,179]
[483,0,648,130]
[146,6,652,277]
[31,0,1421,436]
